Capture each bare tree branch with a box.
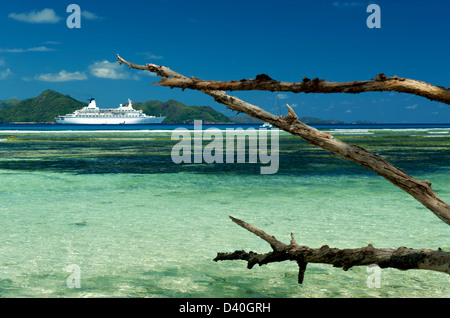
[213,217,450,283]
[116,54,450,226]
[157,74,450,105]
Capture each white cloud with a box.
[0,46,56,53]
[345,109,352,113]
[137,52,164,60]
[0,68,13,80]
[405,104,418,109]
[44,41,62,45]
[23,60,152,83]
[34,70,88,82]
[277,93,289,100]
[8,8,61,24]
[140,71,157,77]
[82,10,102,20]
[89,60,139,80]
[0,58,12,80]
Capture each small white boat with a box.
[261,122,273,128]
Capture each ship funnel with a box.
[87,98,98,109]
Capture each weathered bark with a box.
[157,74,450,105]
[213,217,450,283]
[116,54,450,226]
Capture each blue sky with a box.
[0,0,449,123]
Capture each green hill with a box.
[0,90,86,123]
[230,114,264,124]
[0,90,356,124]
[0,90,354,125]
[134,99,233,124]
[0,98,20,111]
[299,116,346,124]
[0,90,233,124]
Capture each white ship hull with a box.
[55,116,165,125]
[54,98,166,125]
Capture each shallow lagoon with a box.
[0,125,449,297]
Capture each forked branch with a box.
[117,54,450,226]
[213,216,450,284]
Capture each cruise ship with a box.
[54,98,166,124]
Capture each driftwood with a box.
[158,74,450,105]
[116,54,450,226]
[213,217,450,283]
[116,54,450,281]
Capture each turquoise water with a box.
[0,125,449,298]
